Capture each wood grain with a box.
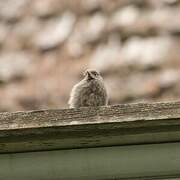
[1,101,180,153]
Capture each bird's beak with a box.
[87,71,94,79]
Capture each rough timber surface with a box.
[1,101,180,153]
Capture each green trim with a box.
[0,142,180,180]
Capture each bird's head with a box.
[84,69,101,80]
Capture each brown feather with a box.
[68,69,108,108]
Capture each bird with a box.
[68,69,108,108]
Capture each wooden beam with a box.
[1,101,180,153]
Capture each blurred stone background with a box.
[0,0,180,111]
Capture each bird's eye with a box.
[94,72,98,76]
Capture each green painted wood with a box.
[0,143,180,180]
[1,101,180,153]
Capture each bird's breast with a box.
[88,80,104,93]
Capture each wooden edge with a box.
[0,101,180,153]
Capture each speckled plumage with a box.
[68,69,108,108]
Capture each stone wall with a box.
[0,0,180,111]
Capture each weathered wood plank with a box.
[1,101,180,153]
